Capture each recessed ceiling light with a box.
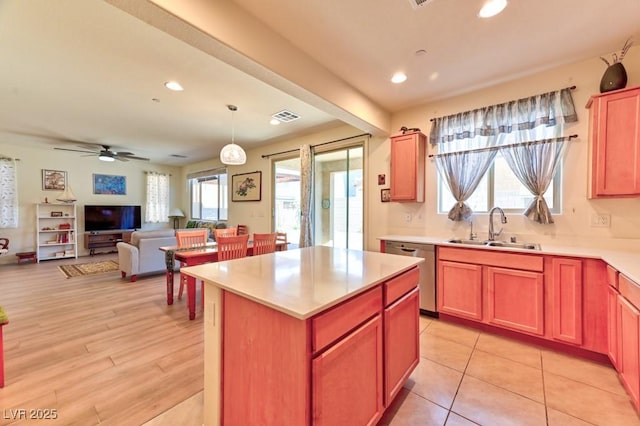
[391,72,407,84]
[270,118,281,125]
[478,0,507,18]
[164,81,184,91]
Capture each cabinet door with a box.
[390,132,425,202]
[550,258,583,345]
[487,267,544,336]
[619,295,640,411]
[384,287,419,406]
[608,285,620,368]
[438,260,483,320]
[590,87,640,197]
[312,315,384,426]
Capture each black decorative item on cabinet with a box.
[599,38,633,93]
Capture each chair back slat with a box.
[252,233,277,255]
[217,234,249,261]
[214,227,237,241]
[237,224,248,235]
[176,229,208,248]
[276,232,288,250]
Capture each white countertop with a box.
[379,235,640,284]
[182,246,423,319]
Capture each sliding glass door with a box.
[314,146,363,250]
[272,145,363,250]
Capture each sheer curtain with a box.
[430,87,577,221]
[500,138,567,224]
[436,150,497,221]
[0,157,18,228]
[145,172,170,223]
[299,144,313,248]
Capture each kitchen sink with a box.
[445,238,541,251]
[485,241,541,250]
[446,238,490,246]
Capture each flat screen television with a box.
[84,205,141,232]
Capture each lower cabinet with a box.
[312,315,384,426]
[550,258,583,345]
[609,285,621,368]
[486,267,544,336]
[438,260,483,320]
[384,287,419,404]
[619,295,640,411]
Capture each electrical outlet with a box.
[591,214,611,228]
[404,213,412,222]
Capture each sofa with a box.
[117,229,176,282]
[184,220,227,241]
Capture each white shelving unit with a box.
[36,203,78,262]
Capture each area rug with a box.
[57,260,119,279]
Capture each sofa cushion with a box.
[130,229,175,247]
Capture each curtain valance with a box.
[429,87,577,148]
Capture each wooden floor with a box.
[0,254,203,425]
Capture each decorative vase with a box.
[600,62,628,93]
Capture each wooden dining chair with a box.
[216,234,249,261]
[237,224,248,235]
[214,227,237,241]
[176,229,209,301]
[176,229,209,248]
[276,232,288,251]
[252,233,277,256]
[0,238,8,257]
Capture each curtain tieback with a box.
[457,201,464,208]
[536,195,544,212]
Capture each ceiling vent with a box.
[408,0,436,9]
[272,110,301,123]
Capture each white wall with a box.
[369,45,640,251]
[0,143,180,264]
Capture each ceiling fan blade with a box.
[118,155,149,161]
[113,151,134,156]
[54,147,96,154]
[114,156,129,162]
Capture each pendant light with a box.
[220,104,247,165]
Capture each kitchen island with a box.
[182,246,423,426]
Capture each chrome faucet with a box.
[488,207,507,241]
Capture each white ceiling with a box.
[1,0,638,166]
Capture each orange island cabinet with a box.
[181,246,423,425]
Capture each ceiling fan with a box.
[54,144,150,162]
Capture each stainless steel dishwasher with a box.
[384,240,437,317]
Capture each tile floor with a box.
[146,316,640,426]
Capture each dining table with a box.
[159,240,288,319]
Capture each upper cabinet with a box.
[390,131,426,202]
[587,86,640,198]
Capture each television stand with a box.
[84,230,133,255]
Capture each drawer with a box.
[438,247,543,272]
[606,265,619,289]
[385,267,419,307]
[619,274,640,309]
[312,286,382,353]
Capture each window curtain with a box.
[499,138,567,224]
[0,157,18,228]
[299,144,313,248]
[436,150,498,221]
[430,87,577,221]
[145,172,170,223]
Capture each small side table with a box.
[15,251,36,264]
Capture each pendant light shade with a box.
[220,104,246,165]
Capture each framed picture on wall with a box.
[231,171,261,202]
[93,174,126,195]
[42,169,67,191]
